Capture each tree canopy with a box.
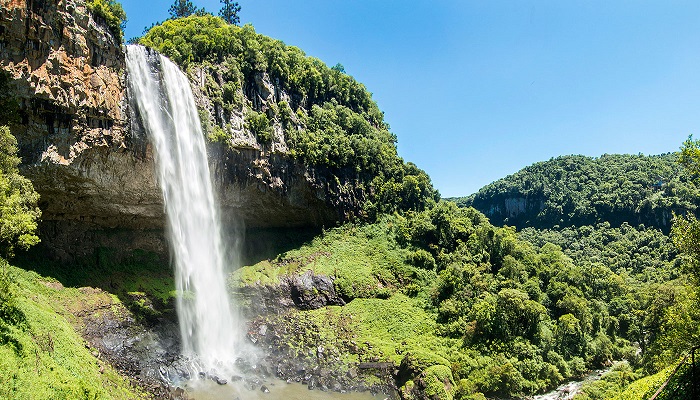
[672,136,700,285]
[458,153,696,232]
[86,0,127,41]
[0,126,40,258]
[168,0,200,19]
[218,0,241,25]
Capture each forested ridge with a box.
[448,151,700,398]
[457,153,697,231]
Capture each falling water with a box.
[125,45,239,373]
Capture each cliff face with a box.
[189,65,354,228]
[0,0,341,258]
[0,0,161,231]
[1,0,125,161]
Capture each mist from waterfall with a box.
[125,45,239,373]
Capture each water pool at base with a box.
[181,377,389,400]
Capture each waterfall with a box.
[125,45,239,373]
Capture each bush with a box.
[0,126,40,257]
[245,110,273,144]
[86,0,127,41]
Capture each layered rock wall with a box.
[0,0,127,163]
[0,0,341,259]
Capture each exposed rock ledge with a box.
[1,0,344,258]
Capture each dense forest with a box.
[234,194,698,399]
[452,151,700,398]
[0,1,698,399]
[458,153,698,232]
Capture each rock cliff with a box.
[1,0,156,229]
[0,0,342,258]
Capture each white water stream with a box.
[125,45,240,373]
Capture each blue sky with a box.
[120,0,700,197]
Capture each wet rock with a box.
[260,384,270,393]
[172,387,185,399]
[247,333,258,344]
[307,377,317,390]
[212,376,227,385]
[244,378,261,391]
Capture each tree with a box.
[331,63,345,73]
[169,0,198,18]
[0,126,40,258]
[679,135,700,176]
[86,0,127,41]
[674,135,700,282]
[219,0,241,25]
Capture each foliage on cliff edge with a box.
[86,0,127,41]
[139,15,439,218]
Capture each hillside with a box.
[452,152,700,398]
[457,153,698,231]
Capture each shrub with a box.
[86,0,127,41]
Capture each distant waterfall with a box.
[125,45,239,372]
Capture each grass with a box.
[302,294,455,365]
[16,248,176,323]
[233,217,423,300]
[256,292,461,398]
[611,362,685,400]
[0,263,144,399]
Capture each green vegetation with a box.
[446,150,699,398]
[18,248,175,324]
[0,126,41,258]
[218,0,241,25]
[234,217,415,299]
[0,263,143,399]
[86,0,127,41]
[138,15,440,218]
[235,201,676,398]
[168,0,206,19]
[673,136,700,285]
[575,355,699,400]
[459,153,696,231]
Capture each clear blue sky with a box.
[120,0,700,197]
